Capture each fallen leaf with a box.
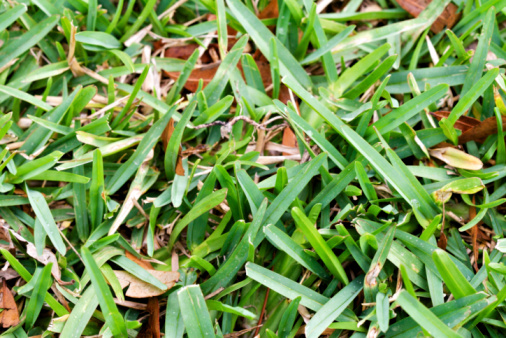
[395,0,460,33]
[458,115,506,144]
[444,178,485,195]
[166,63,218,92]
[258,0,279,19]
[26,243,63,283]
[126,251,154,270]
[162,118,175,151]
[175,146,185,176]
[114,270,179,298]
[429,147,483,170]
[0,268,19,281]
[430,111,480,134]
[282,128,297,156]
[437,231,447,250]
[0,279,19,328]
[163,43,214,63]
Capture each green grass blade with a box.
[177,285,215,337]
[81,247,127,337]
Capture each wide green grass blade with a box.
[177,285,215,337]
[81,247,127,337]
[305,276,364,338]
[292,207,348,284]
[432,249,477,299]
[0,15,58,70]
[25,264,53,330]
[25,184,66,255]
[107,105,176,194]
[60,286,100,338]
[396,290,463,338]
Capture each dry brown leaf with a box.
[166,63,218,92]
[26,243,62,283]
[437,231,448,250]
[0,268,19,281]
[429,147,483,170]
[175,146,185,176]
[114,270,179,298]
[459,115,506,144]
[125,251,154,270]
[165,59,272,93]
[162,118,175,151]
[163,43,215,63]
[279,87,298,156]
[0,279,19,328]
[430,111,481,133]
[258,0,279,19]
[395,0,460,33]
[281,128,297,156]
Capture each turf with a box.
[1,0,506,337]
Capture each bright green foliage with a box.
[0,0,505,336]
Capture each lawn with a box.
[0,0,506,337]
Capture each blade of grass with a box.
[81,247,127,337]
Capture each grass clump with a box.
[0,0,506,337]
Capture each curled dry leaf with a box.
[162,118,175,151]
[459,115,506,144]
[125,251,154,270]
[26,243,63,284]
[430,111,480,134]
[431,111,506,144]
[0,279,19,328]
[114,270,179,298]
[175,148,185,176]
[395,0,460,33]
[429,147,483,170]
[0,268,19,281]
[165,59,272,93]
[258,0,279,19]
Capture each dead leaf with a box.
[0,279,19,328]
[437,231,448,250]
[26,243,62,283]
[0,268,19,281]
[429,147,483,170]
[137,297,160,338]
[175,146,185,176]
[114,270,179,298]
[258,0,279,19]
[281,128,297,156]
[459,115,506,144]
[430,111,480,134]
[166,63,218,92]
[162,118,175,151]
[163,43,214,63]
[126,251,154,270]
[279,87,298,156]
[395,0,460,33]
[165,59,272,93]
